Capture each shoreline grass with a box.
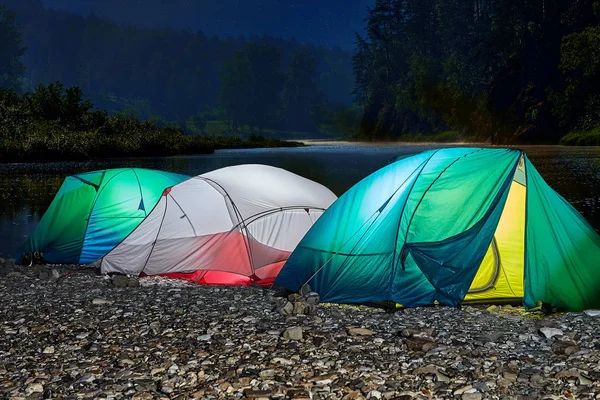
[0,126,304,164]
[559,127,600,146]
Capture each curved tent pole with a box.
[168,193,198,236]
[238,205,328,227]
[239,206,330,273]
[387,149,440,291]
[130,168,146,216]
[72,174,101,190]
[141,194,170,273]
[97,173,189,272]
[399,151,523,304]
[198,176,256,278]
[398,148,485,270]
[80,169,134,263]
[466,236,501,293]
[294,154,435,295]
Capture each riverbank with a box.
[0,132,304,164]
[299,139,489,146]
[559,127,600,146]
[0,85,304,164]
[1,261,599,399]
[300,139,600,148]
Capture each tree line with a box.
[0,0,356,136]
[0,82,302,163]
[353,0,600,144]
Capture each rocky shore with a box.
[1,261,599,400]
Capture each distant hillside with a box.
[41,0,370,50]
[0,0,355,128]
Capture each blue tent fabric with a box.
[274,147,600,311]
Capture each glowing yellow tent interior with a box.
[275,147,600,311]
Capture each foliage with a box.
[320,105,363,138]
[397,131,472,143]
[559,126,600,146]
[353,0,600,144]
[554,27,600,131]
[0,83,302,162]
[282,47,324,132]
[0,5,26,90]
[0,0,353,131]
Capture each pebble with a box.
[0,262,599,399]
[539,327,564,338]
[25,383,43,396]
[283,326,303,340]
[348,327,375,336]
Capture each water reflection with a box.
[1,144,599,258]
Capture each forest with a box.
[0,0,358,140]
[353,0,600,144]
[1,0,600,148]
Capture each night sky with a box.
[42,0,372,49]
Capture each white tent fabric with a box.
[100,164,338,285]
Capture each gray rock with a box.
[293,301,308,315]
[583,309,600,317]
[127,277,140,287]
[25,383,44,396]
[305,304,318,315]
[160,382,174,394]
[538,327,563,338]
[271,357,294,365]
[2,266,600,399]
[283,326,303,340]
[38,271,51,280]
[278,301,294,315]
[91,298,113,305]
[111,274,138,287]
[304,292,320,305]
[76,374,95,383]
[348,327,375,336]
[112,275,129,287]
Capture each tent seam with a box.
[387,149,441,297]
[141,195,170,273]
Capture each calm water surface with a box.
[1,144,599,258]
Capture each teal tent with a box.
[275,148,600,311]
[18,168,189,264]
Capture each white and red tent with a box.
[99,164,337,286]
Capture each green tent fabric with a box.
[18,168,189,264]
[275,147,600,311]
[523,158,600,311]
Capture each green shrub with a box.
[0,84,302,163]
[559,126,600,146]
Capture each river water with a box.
[1,144,599,258]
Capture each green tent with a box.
[275,147,600,311]
[18,168,189,264]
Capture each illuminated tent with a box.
[19,168,189,264]
[275,147,600,311]
[100,164,338,286]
